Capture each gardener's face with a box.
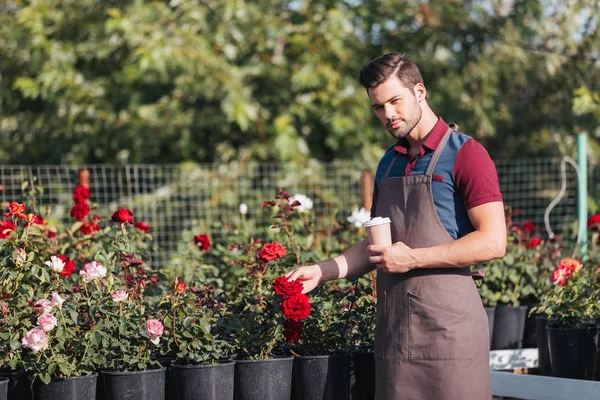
[368,76,422,140]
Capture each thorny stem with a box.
[172,297,180,347]
[281,213,300,265]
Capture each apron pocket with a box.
[407,291,472,360]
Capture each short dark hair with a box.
[358,53,424,90]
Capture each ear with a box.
[414,83,427,102]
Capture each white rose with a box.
[44,256,65,273]
[347,207,372,228]
[289,194,313,213]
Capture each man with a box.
[285,53,505,399]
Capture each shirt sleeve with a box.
[454,138,503,210]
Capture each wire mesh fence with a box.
[0,158,587,266]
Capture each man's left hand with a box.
[368,241,416,273]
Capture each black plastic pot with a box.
[293,354,350,400]
[535,315,551,376]
[491,304,528,350]
[0,378,8,400]
[547,323,598,380]
[32,373,97,400]
[234,357,293,400]
[168,361,234,400]
[101,368,165,400]
[484,306,495,348]
[523,304,540,348]
[349,351,374,400]
[0,369,31,400]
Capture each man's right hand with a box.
[284,264,323,294]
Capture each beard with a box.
[385,100,422,140]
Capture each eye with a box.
[391,98,401,104]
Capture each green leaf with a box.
[183,316,194,329]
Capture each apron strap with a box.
[425,124,456,177]
[471,268,485,281]
[381,154,399,182]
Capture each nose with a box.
[384,104,396,121]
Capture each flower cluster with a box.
[70,185,90,221]
[551,258,583,286]
[533,256,600,328]
[272,276,310,344]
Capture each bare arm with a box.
[368,201,506,273]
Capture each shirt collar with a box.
[393,117,449,155]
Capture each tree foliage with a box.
[0,0,598,165]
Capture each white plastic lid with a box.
[363,217,391,227]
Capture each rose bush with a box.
[0,182,165,382]
[532,257,600,328]
[156,279,233,365]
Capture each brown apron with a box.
[373,125,491,400]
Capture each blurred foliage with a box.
[0,0,599,166]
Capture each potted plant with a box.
[158,278,235,400]
[0,200,101,400]
[87,252,166,400]
[278,278,352,400]
[533,257,600,380]
[477,218,544,350]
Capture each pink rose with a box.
[37,313,57,332]
[51,292,65,308]
[80,261,107,282]
[111,290,128,303]
[146,319,164,345]
[22,327,49,353]
[33,299,52,315]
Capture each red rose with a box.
[58,255,76,277]
[70,202,90,221]
[4,202,26,218]
[283,319,302,344]
[272,276,303,298]
[72,185,90,203]
[48,231,56,238]
[80,222,100,235]
[551,265,572,286]
[521,221,534,234]
[526,237,541,249]
[257,242,286,263]
[281,294,310,322]
[31,215,44,225]
[0,220,16,239]
[134,221,150,233]
[176,282,187,293]
[588,213,600,231]
[193,234,211,251]
[111,208,134,224]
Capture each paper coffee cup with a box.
[364,217,392,246]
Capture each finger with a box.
[392,241,406,247]
[286,269,301,281]
[369,255,382,264]
[367,245,385,254]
